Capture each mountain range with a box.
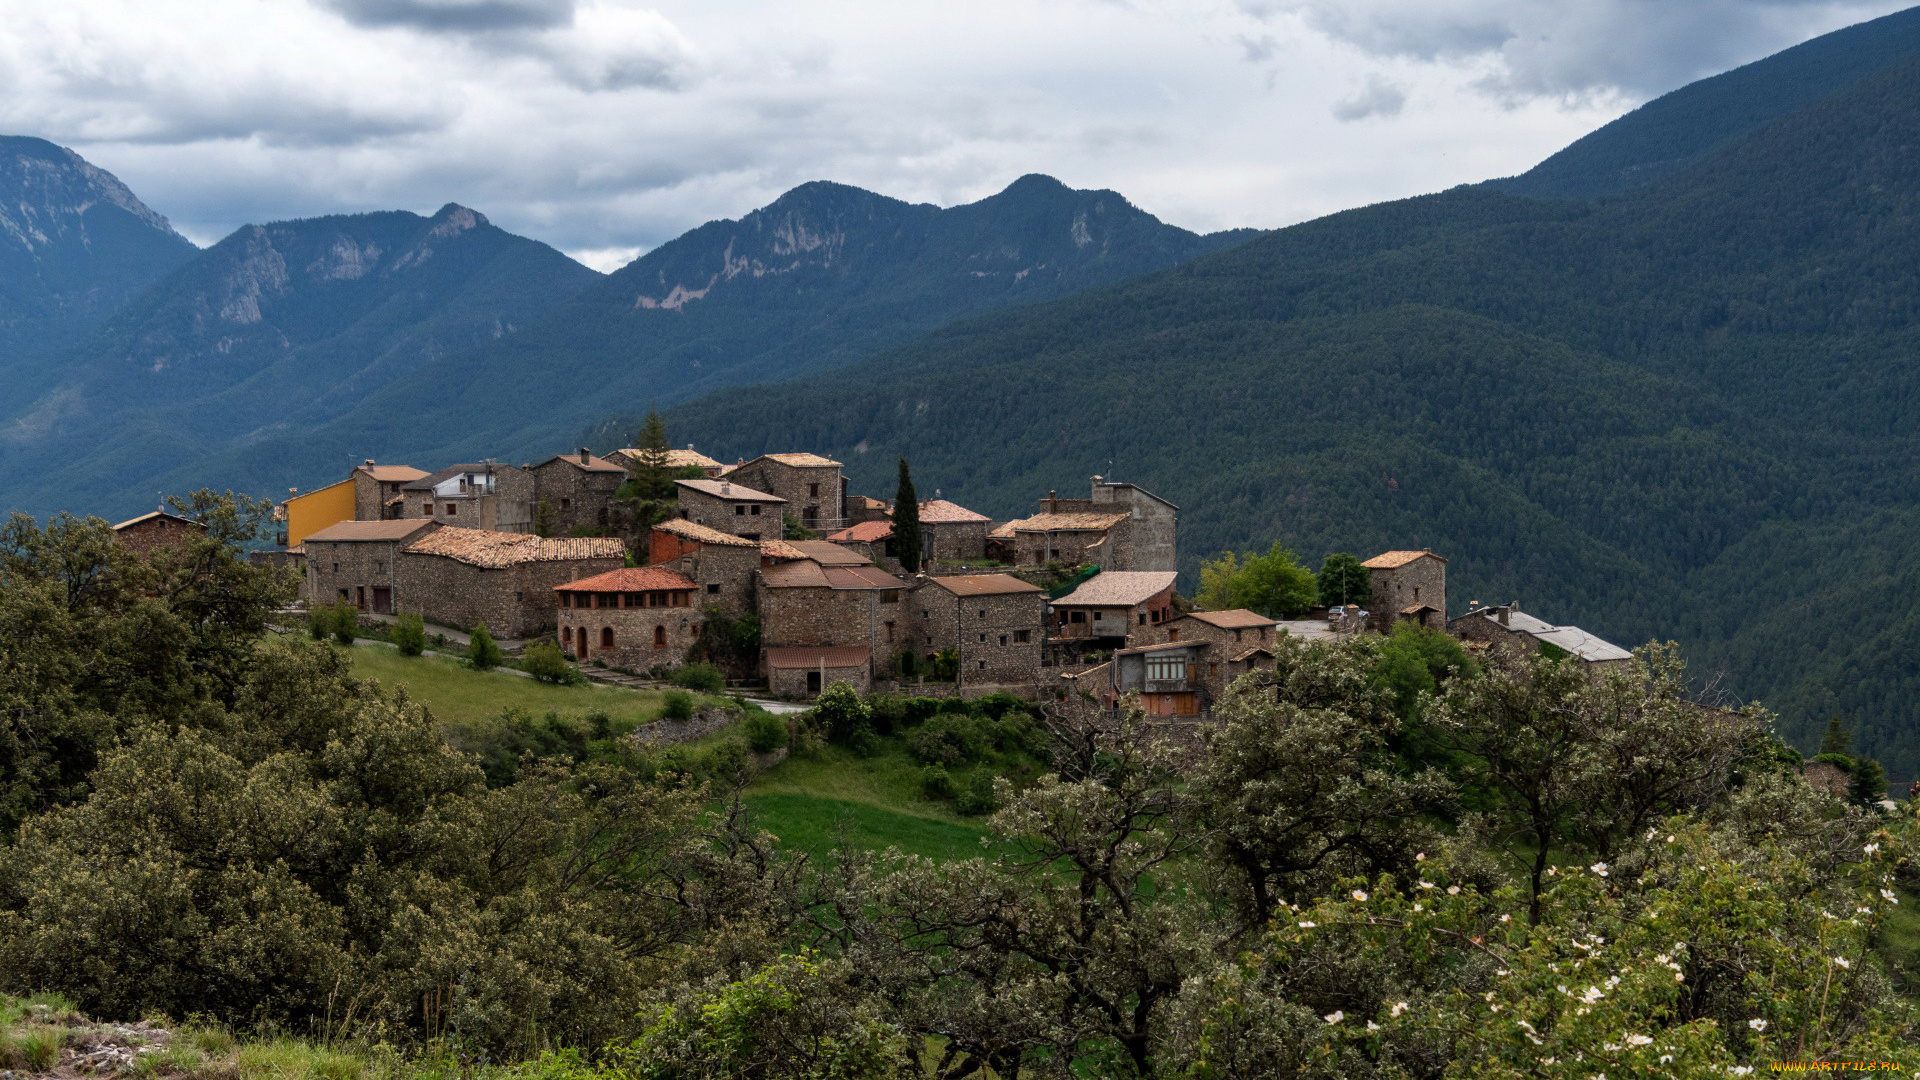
[3,8,1920,776]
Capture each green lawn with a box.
[343,644,695,736]
[745,744,995,859]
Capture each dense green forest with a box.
[660,51,1920,783]
[0,499,1911,1075]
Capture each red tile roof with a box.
[765,645,871,670]
[354,464,428,482]
[405,526,623,568]
[919,499,989,524]
[654,518,758,547]
[677,478,784,502]
[555,566,698,592]
[1052,571,1179,607]
[761,559,905,590]
[1362,550,1445,569]
[992,511,1129,537]
[827,520,894,543]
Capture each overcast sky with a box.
[1,0,1907,270]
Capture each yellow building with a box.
[284,478,356,549]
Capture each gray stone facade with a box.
[993,478,1178,573]
[724,454,845,533]
[1362,551,1447,633]
[530,451,626,536]
[350,464,425,521]
[302,519,438,613]
[757,560,909,678]
[908,575,1047,688]
[555,567,702,670]
[400,546,623,638]
[399,464,535,533]
[674,479,784,541]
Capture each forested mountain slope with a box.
[0,137,198,389]
[662,50,1920,779]
[0,204,599,515]
[1488,4,1920,198]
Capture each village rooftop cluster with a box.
[110,445,1633,706]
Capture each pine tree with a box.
[614,408,678,544]
[891,458,922,572]
[1819,715,1852,755]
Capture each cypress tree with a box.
[891,458,922,572]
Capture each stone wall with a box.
[759,584,902,656]
[557,593,702,669]
[397,551,623,638]
[769,662,870,698]
[533,459,624,536]
[908,586,1046,686]
[925,519,990,563]
[1368,556,1446,632]
[675,487,778,540]
[1088,482,1177,572]
[730,461,844,531]
[304,539,405,610]
[658,543,761,619]
[400,467,535,534]
[113,516,201,556]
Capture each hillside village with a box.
[178,442,1640,706]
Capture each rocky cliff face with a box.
[0,137,198,371]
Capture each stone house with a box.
[767,645,874,698]
[908,574,1048,688]
[109,510,205,556]
[1362,550,1448,633]
[721,453,845,533]
[918,499,993,566]
[842,495,892,526]
[825,519,897,567]
[1082,637,1278,718]
[605,445,725,478]
[1049,570,1180,651]
[1448,603,1633,667]
[351,462,428,520]
[529,450,626,535]
[302,519,440,613]
[646,518,763,618]
[400,464,535,533]
[673,478,785,541]
[757,556,909,691]
[554,566,701,669]
[398,526,624,638]
[1144,609,1278,653]
[989,478,1177,572]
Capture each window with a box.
[735,505,746,516]
[884,621,895,642]
[423,504,434,514]
[598,507,610,526]
[707,583,721,594]
[978,633,987,643]
[561,498,571,511]
[751,505,762,516]
[1168,629,1180,641]
[809,483,819,498]
[978,609,987,619]
[1093,611,1104,621]
[1146,655,1185,682]
[332,562,340,573]
[1138,613,1147,625]
[446,504,457,516]
[998,634,1008,646]
[1013,629,1031,643]
[601,626,615,648]
[653,625,667,648]
[926,636,934,646]
[1209,663,1219,675]
[1069,611,1086,624]
[1413,586,1421,601]
[740,533,760,542]
[374,560,385,573]
[338,588,349,601]
[880,591,899,604]
[977,660,987,670]
[515,591,523,602]
[1233,629,1242,642]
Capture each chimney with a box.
[1496,605,1511,627]
[364,458,376,467]
[579,447,591,465]
[722,481,732,496]
[1048,489,1057,513]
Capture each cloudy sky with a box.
[1,0,1907,270]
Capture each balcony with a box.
[1144,679,1190,694]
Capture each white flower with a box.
[1666,834,1675,843]
[1419,880,1436,889]
[1413,903,1423,912]
[1485,991,1497,1002]
[1416,852,1427,861]
[1645,826,1658,840]
[1748,1018,1766,1032]
[1730,1068,1754,1077]
[1661,1055,1674,1065]
[1367,1021,1380,1031]
[1882,889,1900,904]
[1655,954,1670,964]
[1497,969,1509,976]
[1674,972,1686,982]
[1298,920,1317,929]
[1834,956,1852,969]
[1352,889,1369,902]
[1590,862,1610,877]
[1866,842,1881,855]
[1391,1001,1409,1017]
[1324,1010,1344,1024]
[1547,866,1559,876]
[1447,885,1461,895]
[1500,913,1512,923]
[1581,986,1605,1004]
[1626,1034,1652,1046]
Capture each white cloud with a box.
[0,0,1904,262]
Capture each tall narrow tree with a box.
[891,458,922,572]
[615,408,677,545]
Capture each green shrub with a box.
[814,681,872,743]
[661,689,697,721]
[745,711,789,753]
[955,770,1001,816]
[848,722,880,758]
[467,623,504,670]
[522,641,577,684]
[391,612,427,656]
[672,662,726,693]
[329,603,357,646]
[306,605,331,640]
[906,713,987,767]
[920,766,956,801]
[1809,752,1854,772]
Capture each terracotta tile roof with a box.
[1399,604,1440,615]
[919,499,989,524]
[537,452,625,474]
[405,526,623,568]
[765,645,871,670]
[654,518,758,547]
[827,520,893,543]
[761,559,905,590]
[1116,640,1203,656]
[555,566,697,592]
[306,519,438,543]
[354,464,428,482]
[1001,511,1130,534]
[1361,550,1446,569]
[1052,571,1179,608]
[110,510,205,532]
[757,452,841,468]
[784,540,869,566]
[759,539,811,560]
[1228,646,1276,663]
[677,478,785,502]
[922,574,1044,597]
[1185,609,1277,629]
[610,447,723,469]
